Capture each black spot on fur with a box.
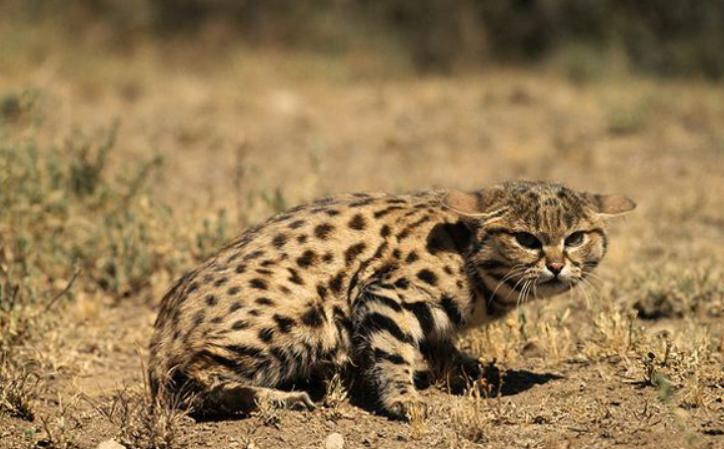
[374,206,404,218]
[406,252,419,263]
[244,250,265,261]
[444,265,454,275]
[289,220,306,229]
[394,278,409,290]
[249,309,261,317]
[193,311,205,326]
[203,274,214,284]
[301,305,325,328]
[227,286,240,296]
[232,320,249,330]
[259,328,275,343]
[249,278,268,290]
[288,268,305,285]
[280,286,292,295]
[256,297,274,306]
[272,234,288,249]
[206,295,217,306]
[427,222,472,255]
[261,260,276,267]
[188,282,199,293]
[325,209,340,216]
[314,223,335,240]
[329,273,345,294]
[349,198,374,207]
[296,250,318,268]
[386,198,407,205]
[371,243,388,261]
[317,284,328,300]
[316,196,336,204]
[211,317,223,324]
[344,242,367,265]
[392,249,402,259]
[380,225,391,237]
[348,214,367,230]
[417,269,438,286]
[322,252,334,263]
[297,234,308,244]
[235,264,247,274]
[229,302,242,312]
[273,314,296,333]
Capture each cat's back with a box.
[148,190,448,387]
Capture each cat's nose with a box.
[547,262,564,276]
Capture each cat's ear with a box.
[442,190,505,220]
[588,193,636,216]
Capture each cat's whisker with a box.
[492,266,529,300]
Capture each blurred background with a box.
[5,0,724,77]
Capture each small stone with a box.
[325,432,344,449]
[96,440,125,449]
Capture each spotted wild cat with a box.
[148,181,635,419]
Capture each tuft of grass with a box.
[322,370,349,421]
[449,387,490,444]
[92,379,190,449]
[0,361,39,421]
[35,394,83,449]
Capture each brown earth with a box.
[1,30,724,449]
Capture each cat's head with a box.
[443,181,635,304]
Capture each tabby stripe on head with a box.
[478,259,508,271]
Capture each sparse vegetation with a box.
[1,4,724,448]
[92,381,190,449]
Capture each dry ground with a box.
[1,25,724,449]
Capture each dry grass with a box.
[1,11,724,449]
[90,381,190,449]
[0,361,39,421]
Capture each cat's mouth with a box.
[536,277,574,288]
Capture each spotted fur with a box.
[148,181,634,419]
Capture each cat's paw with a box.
[382,393,428,421]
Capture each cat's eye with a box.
[514,232,542,249]
[565,231,585,247]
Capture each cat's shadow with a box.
[495,368,563,397]
[347,365,563,418]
